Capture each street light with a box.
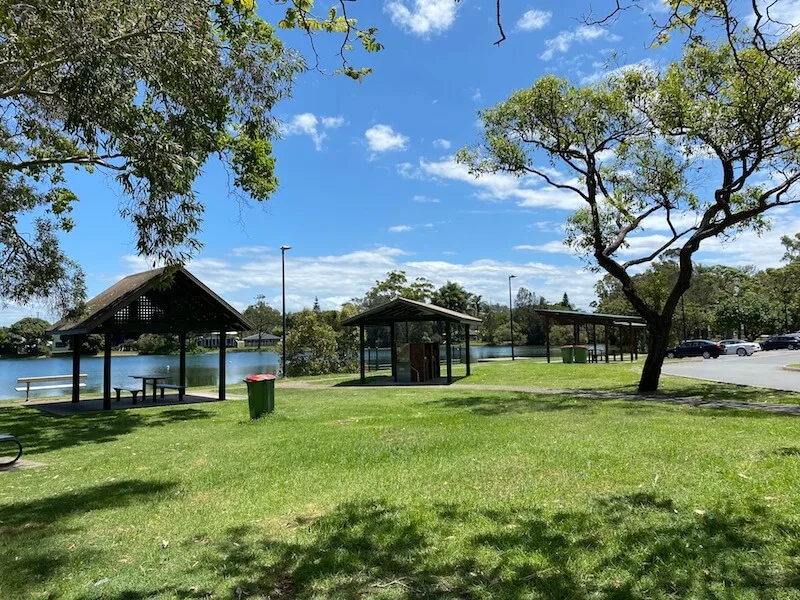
[783,289,791,333]
[508,275,517,361]
[280,245,291,377]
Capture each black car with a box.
[760,335,800,351]
[665,340,723,359]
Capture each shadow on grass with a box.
[653,380,800,404]
[0,406,212,455]
[429,392,598,416]
[0,479,176,599]
[334,375,466,388]
[100,491,800,599]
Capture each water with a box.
[1,351,279,400]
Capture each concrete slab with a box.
[34,393,231,416]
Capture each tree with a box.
[284,309,338,376]
[243,295,281,350]
[461,29,800,392]
[9,317,50,354]
[432,281,471,313]
[354,271,435,310]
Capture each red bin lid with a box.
[244,373,277,382]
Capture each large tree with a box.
[243,295,281,349]
[462,26,800,391]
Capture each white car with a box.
[719,339,761,356]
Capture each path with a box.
[279,380,800,416]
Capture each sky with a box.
[4,0,800,326]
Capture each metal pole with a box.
[281,245,291,377]
[508,274,516,360]
[783,290,789,332]
[681,296,686,341]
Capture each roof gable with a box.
[342,297,482,327]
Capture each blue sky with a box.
[4,0,800,325]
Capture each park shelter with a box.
[534,308,647,362]
[342,297,482,384]
[47,267,253,409]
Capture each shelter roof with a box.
[534,308,646,327]
[342,297,482,327]
[49,268,253,336]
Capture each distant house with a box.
[242,332,280,347]
[197,331,240,348]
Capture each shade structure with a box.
[534,308,647,363]
[48,267,253,409]
[342,297,482,384]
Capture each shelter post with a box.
[72,335,82,403]
[219,332,226,400]
[179,332,187,388]
[573,323,579,346]
[359,324,365,384]
[592,324,597,363]
[445,321,452,384]
[545,316,551,363]
[604,325,609,363]
[629,324,634,362]
[464,324,471,376]
[390,324,397,382]
[103,333,112,410]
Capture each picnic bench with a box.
[158,384,186,402]
[16,374,87,401]
[0,434,22,467]
[113,386,142,405]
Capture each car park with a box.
[665,339,724,359]
[719,339,761,356]
[760,335,800,350]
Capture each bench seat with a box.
[15,383,87,393]
[16,374,88,401]
[158,384,186,401]
[113,386,142,405]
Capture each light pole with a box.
[783,289,790,333]
[508,275,517,361]
[280,245,291,377]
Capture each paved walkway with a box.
[280,380,800,416]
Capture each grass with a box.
[3,380,800,599]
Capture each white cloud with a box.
[471,88,482,102]
[432,138,452,150]
[389,225,413,232]
[412,194,440,203]
[365,124,409,153]
[515,241,572,254]
[282,113,345,150]
[517,9,552,31]
[541,25,622,61]
[229,246,270,257]
[414,156,585,210]
[580,58,657,85]
[385,0,458,36]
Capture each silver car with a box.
[719,339,761,356]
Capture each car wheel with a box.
[702,351,711,359]
[790,343,796,350]
[667,352,675,359]
[736,348,747,356]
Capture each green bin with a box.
[244,374,276,419]
[573,345,588,364]
[560,345,574,364]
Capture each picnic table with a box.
[129,375,168,403]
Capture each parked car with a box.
[665,340,724,359]
[719,339,761,356]
[760,335,800,351]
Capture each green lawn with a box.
[3,381,800,599]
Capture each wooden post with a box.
[359,324,366,384]
[545,316,551,363]
[390,324,397,382]
[464,324,471,376]
[592,324,598,363]
[72,335,82,403]
[103,333,112,410]
[604,324,609,363]
[179,332,187,388]
[219,332,227,400]
[629,324,634,363]
[445,321,452,384]
[573,323,579,345]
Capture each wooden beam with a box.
[464,324,471,376]
[390,324,397,382]
[445,321,453,384]
[545,316,551,363]
[103,333,112,410]
[219,332,227,400]
[72,335,82,403]
[592,323,597,364]
[359,325,366,384]
[179,332,187,388]
[629,324,634,363]
[604,325,609,364]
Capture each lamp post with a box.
[508,275,517,361]
[280,245,291,377]
[783,289,790,333]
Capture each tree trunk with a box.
[638,321,672,392]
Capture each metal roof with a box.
[534,308,646,327]
[242,333,281,341]
[48,267,253,336]
[342,297,482,327]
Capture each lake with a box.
[0,345,558,400]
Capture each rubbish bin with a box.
[573,345,588,364]
[244,374,276,419]
[560,345,574,364]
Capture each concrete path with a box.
[661,349,800,392]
